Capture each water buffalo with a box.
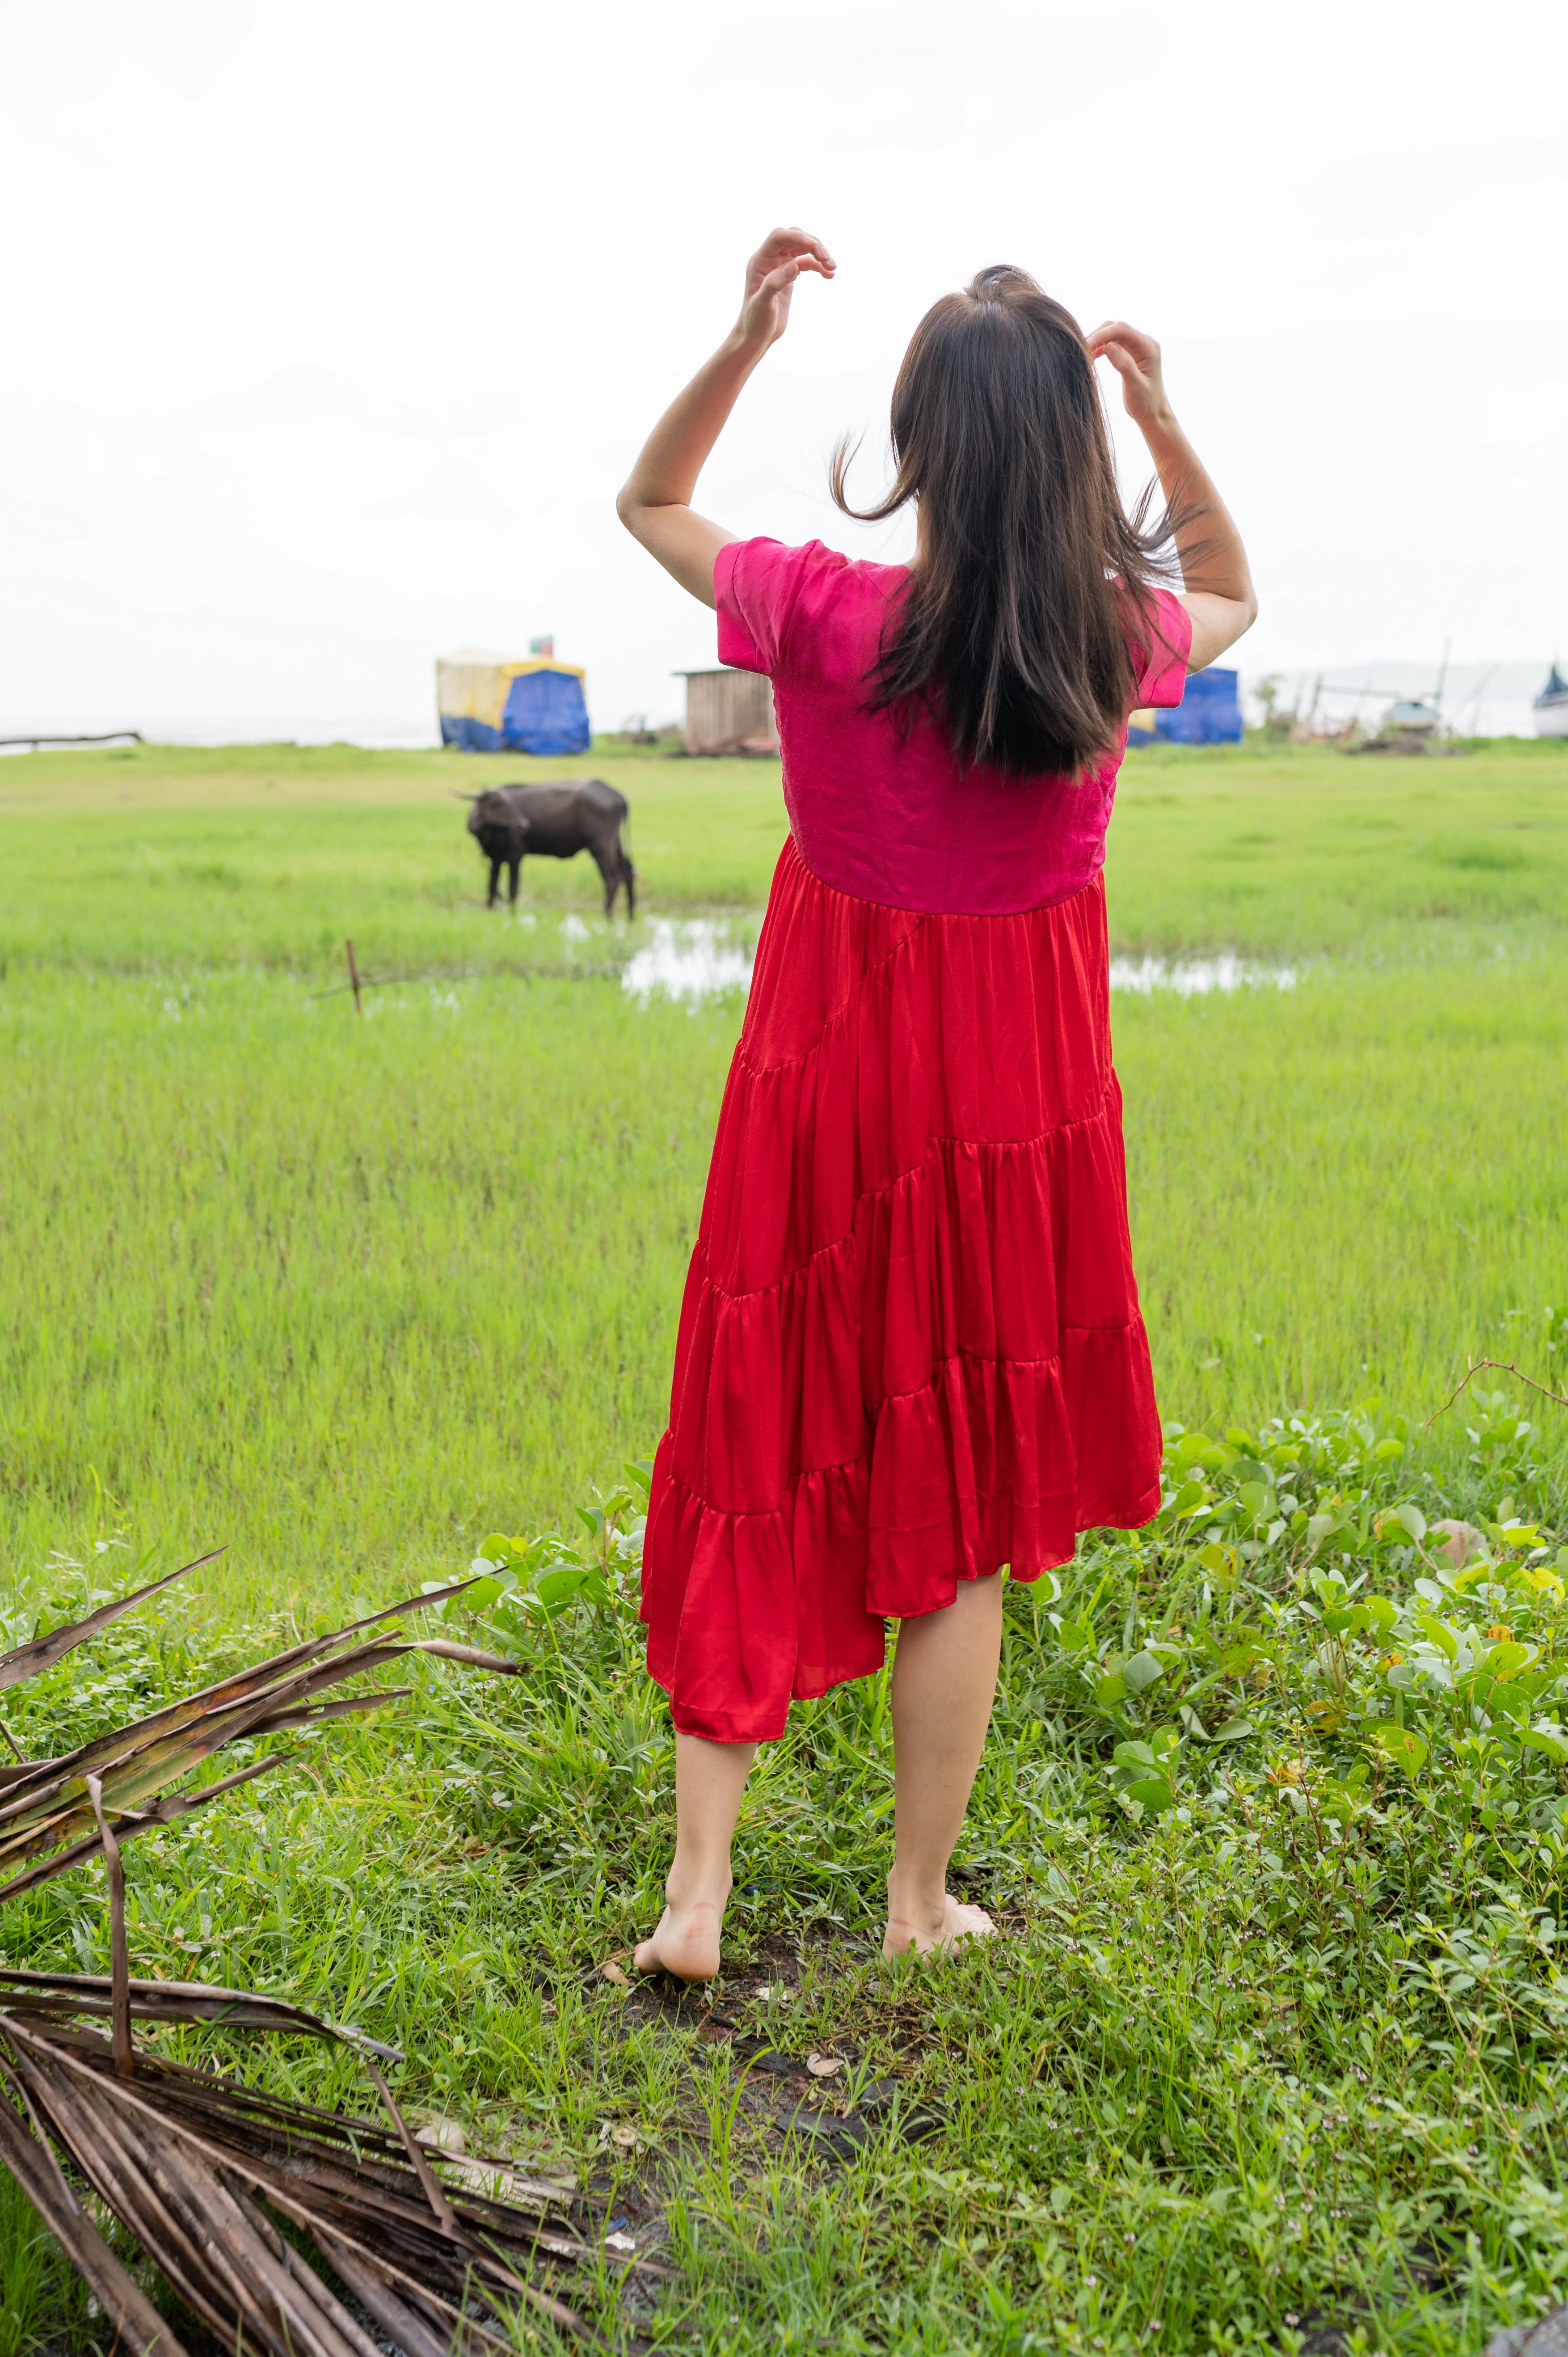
[465,778,635,916]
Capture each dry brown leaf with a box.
[414,2116,466,2154]
[805,2053,843,2078]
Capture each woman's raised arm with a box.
[1087,321,1258,672]
[616,228,836,607]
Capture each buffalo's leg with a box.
[595,845,617,917]
[622,853,636,918]
[486,858,502,908]
[508,855,522,905]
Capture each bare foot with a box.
[633,1898,724,1981]
[882,1892,996,1960]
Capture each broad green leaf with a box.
[1123,1650,1165,1694]
[533,1564,590,1614]
[1125,1776,1175,1812]
[1395,1503,1427,1543]
[1212,1717,1254,1742]
[1113,1740,1157,1770]
[1056,1619,1092,1652]
[1520,1724,1568,1766]
[1095,1672,1128,1707]
[1237,1481,1270,1516]
[1415,1612,1459,1660]
[1485,1640,1534,1685]
[1370,1723,1428,1778]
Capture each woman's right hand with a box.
[1086,321,1173,433]
[736,228,836,352]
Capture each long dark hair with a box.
[831,265,1183,780]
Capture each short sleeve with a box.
[1127,588,1192,709]
[715,537,813,676]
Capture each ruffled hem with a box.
[644,1326,1162,1740]
[642,839,1162,1744]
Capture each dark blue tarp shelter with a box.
[1145,666,1243,745]
[501,666,590,755]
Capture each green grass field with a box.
[2,733,1568,2355]
[1,735,1564,1606]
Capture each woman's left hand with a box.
[736,228,836,351]
[1086,321,1172,431]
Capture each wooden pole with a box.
[345,939,363,1016]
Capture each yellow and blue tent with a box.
[436,651,590,755]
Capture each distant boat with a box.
[1534,663,1568,739]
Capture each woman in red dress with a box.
[618,230,1256,1976]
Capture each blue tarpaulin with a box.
[436,653,590,753]
[500,666,590,755]
[1141,665,1243,746]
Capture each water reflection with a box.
[621,919,755,1005]
[1109,954,1298,997]
[619,924,1298,1008]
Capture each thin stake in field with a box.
[346,937,363,1016]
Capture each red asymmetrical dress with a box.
[641,539,1191,1744]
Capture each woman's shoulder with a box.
[723,536,906,596]
[718,539,908,676]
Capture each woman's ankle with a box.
[885,1865,949,1938]
[666,1860,733,1919]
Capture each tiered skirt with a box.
[641,838,1162,1742]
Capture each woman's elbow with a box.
[615,484,641,533]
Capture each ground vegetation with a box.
[0,735,1565,2351]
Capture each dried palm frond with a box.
[0,2001,605,2355]
[0,1560,636,2351]
[0,1572,518,1892]
[0,1552,224,1697]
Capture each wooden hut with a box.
[678,667,780,756]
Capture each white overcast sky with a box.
[2,0,1564,733]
